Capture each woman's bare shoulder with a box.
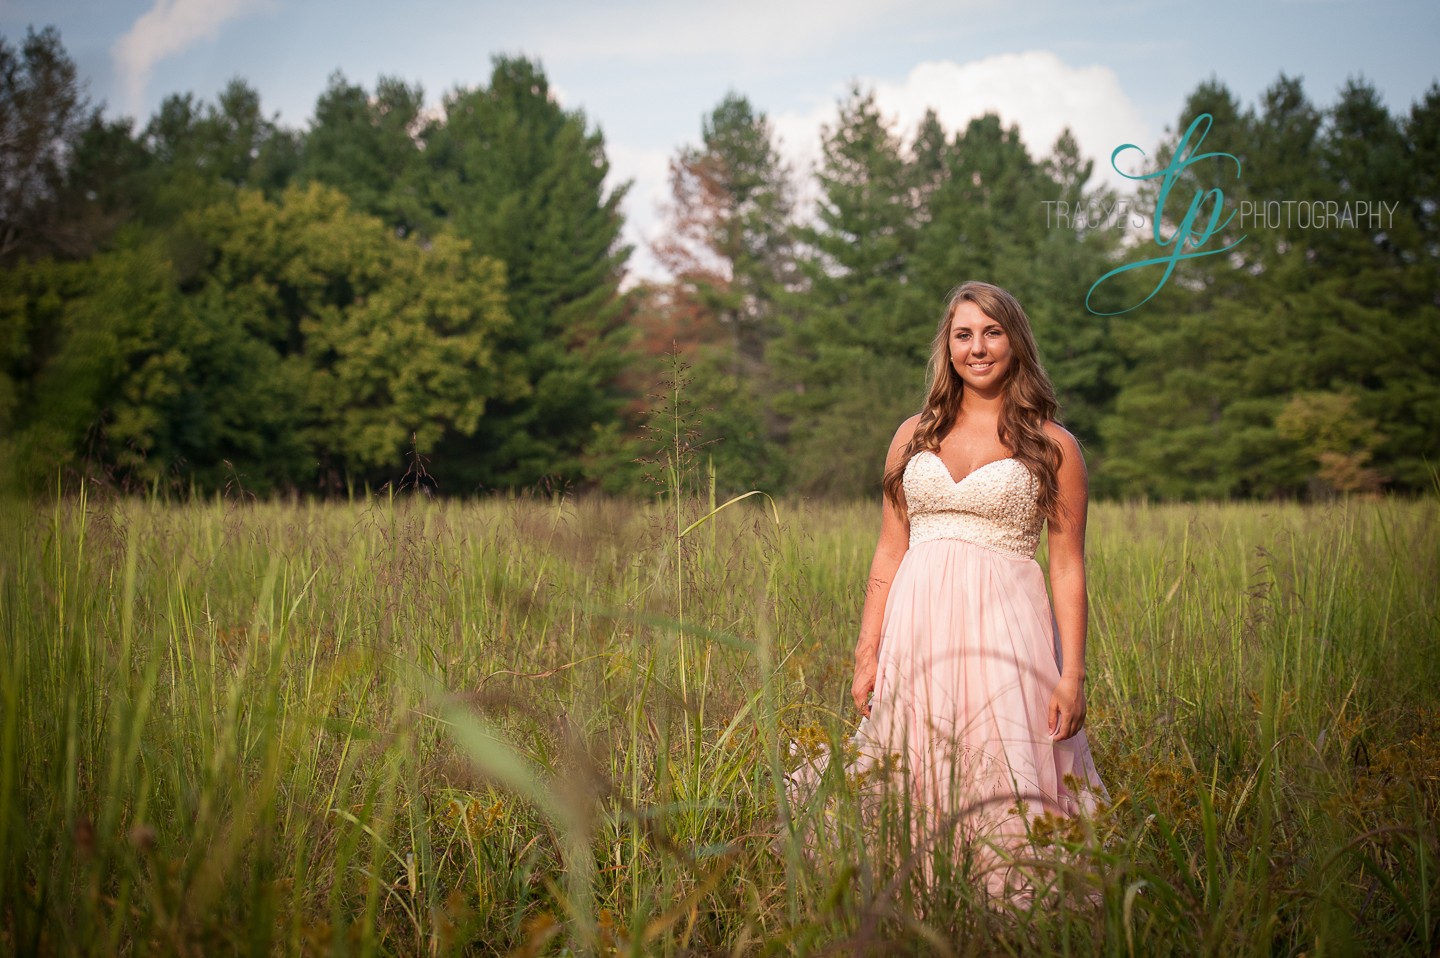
[881,414,922,469]
[895,413,922,443]
[1043,422,1089,482]
[1042,421,1083,454]
[887,414,922,455]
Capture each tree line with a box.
[2,26,1436,500]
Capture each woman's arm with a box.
[1044,423,1090,741]
[852,418,918,715]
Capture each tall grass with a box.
[1,481,1436,955]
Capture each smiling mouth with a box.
[968,362,994,371]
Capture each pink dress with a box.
[788,450,1108,895]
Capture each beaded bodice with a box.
[903,451,1044,559]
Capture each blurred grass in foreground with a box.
[1,487,1437,955]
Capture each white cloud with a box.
[112,0,274,115]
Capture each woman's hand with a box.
[1048,673,1087,741]
[852,655,878,716]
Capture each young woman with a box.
[791,280,1107,897]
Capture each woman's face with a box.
[948,299,1013,393]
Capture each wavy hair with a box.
[881,281,1066,523]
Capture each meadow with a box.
[1,482,1437,956]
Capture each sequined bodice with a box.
[903,451,1043,559]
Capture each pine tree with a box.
[1097,76,1440,497]
[646,92,796,494]
[137,79,296,227]
[298,73,428,237]
[421,56,631,492]
[654,92,796,369]
[771,89,932,497]
[0,26,99,261]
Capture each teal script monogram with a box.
[1086,114,1246,315]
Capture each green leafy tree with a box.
[298,72,428,237]
[138,79,296,227]
[1275,391,1384,494]
[655,92,797,369]
[1407,84,1440,251]
[1096,80,1308,499]
[0,26,99,261]
[645,92,797,494]
[772,89,933,497]
[913,113,1051,296]
[1098,76,1440,498]
[1024,130,1136,448]
[48,112,151,257]
[182,184,511,489]
[0,244,197,486]
[2,184,511,493]
[420,56,631,491]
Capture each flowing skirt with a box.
[787,536,1108,897]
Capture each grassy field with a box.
[1,485,1437,955]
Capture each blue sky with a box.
[4,0,1437,279]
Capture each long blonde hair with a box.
[882,281,1065,522]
